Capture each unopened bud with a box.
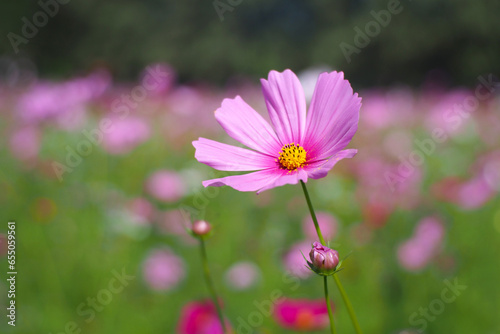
[192,220,212,236]
[309,242,339,274]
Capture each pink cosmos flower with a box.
[101,116,150,155]
[9,126,40,162]
[127,197,154,225]
[302,211,338,241]
[283,241,314,279]
[146,170,186,202]
[193,69,361,193]
[224,261,261,290]
[274,298,331,331]
[397,217,445,271]
[177,300,232,334]
[142,248,185,291]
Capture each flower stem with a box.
[199,237,227,333]
[333,274,363,334]
[324,276,337,334]
[300,180,326,245]
[300,180,362,334]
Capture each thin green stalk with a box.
[300,180,363,334]
[333,274,363,334]
[324,276,337,334]
[300,180,326,245]
[199,238,227,333]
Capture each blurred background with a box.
[0,0,499,333]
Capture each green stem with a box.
[300,180,363,334]
[333,274,363,334]
[199,238,227,333]
[324,276,337,334]
[300,180,326,245]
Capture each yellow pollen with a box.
[278,143,307,170]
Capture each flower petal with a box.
[202,167,308,193]
[256,169,308,194]
[202,169,282,192]
[304,71,361,160]
[193,138,275,171]
[305,149,357,179]
[261,69,307,145]
[215,96,281,156]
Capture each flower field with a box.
[0,63,499,333]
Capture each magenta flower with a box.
[274,298,331,331]
[193,69,361,193]
[177,300,231,334]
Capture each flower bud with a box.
[309,242,339,274]
[192,220,212,236]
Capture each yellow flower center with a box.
[278,143,307,170]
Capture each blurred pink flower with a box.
[397,217,445,271]
[431,176,462,203]
[155,209,196,245]
[424,89,471,136]
[168,86,206,117]
[433,151,500,210]
[146,170,186,202]
[101,116,150,154]
[360,92,394,130]
[302,211,338,241]
[482,151,500,192]
[140,63,176,96]
[350,222,374,246]
[274,298,330,331]
[360,89,415,131]
[156,209,188,235]
[9,126,40,162]
[16,70,110,126]
[177,300,231,334]
[0,234,7,257]
[127,197,154,225]
[456,176,495,210]
[355,156,422,216]
[362,200,393,229]
[142,248,185,291]
[283,241,312,279]
[224,261,261,290]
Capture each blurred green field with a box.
[1,80,499,333]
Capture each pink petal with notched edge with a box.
[303,71,361,160]
[193,138,275,171]
[257,169,308,194]
[202,168,283,192]
[202,167,308,194]
[215,96,281,156]
[304,149,357,179]
[261,69,307,145]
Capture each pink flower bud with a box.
[309,242,339,273]
[192,220,212,236]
